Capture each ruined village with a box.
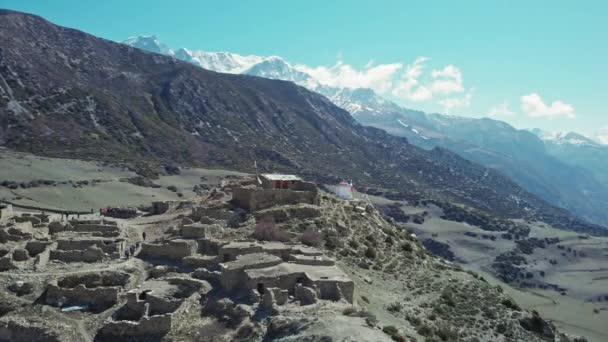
[0,173,380,341]
[0,171,587,342]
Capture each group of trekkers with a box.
[124,231,146,260]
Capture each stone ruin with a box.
[0,214,128,273]
[138,216,354,307]
[0,174,359,340]
[44,271,131,312]
[98,277,211,338]
[231,179,320,211]
[0,204,14,222]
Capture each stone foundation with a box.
[232,184,319,212]
[140,239,197,260]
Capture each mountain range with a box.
[1,10,605,236]
[123,35,608,227]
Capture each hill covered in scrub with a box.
[0,9,605,238]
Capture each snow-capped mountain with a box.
[121,35,393,119]
[174,48,266,74]
[123,35,174,56]
[531,129,604,147]
[121,35,608,227]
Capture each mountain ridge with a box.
[0,10,606,236]
[122,34,608,227]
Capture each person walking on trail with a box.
[142,231,146,241]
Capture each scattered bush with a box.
[342,306,357,316]
[500,298,521,311]
[387,301,402,313]
[360,295,370,303]
[417,323,433,336]
[301,228,322,247]
[167,185,178,192]
[401,242,413,253]
[253,219,288,242]
[364,246,377,259]
[435,323,458,341]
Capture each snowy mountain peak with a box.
[122,35,174,56]
[530,129,603,147]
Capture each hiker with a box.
[124,250,130,260]
[142,231,146,241]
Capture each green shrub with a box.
[416,323,433,336]
[387,301,402,313]
[365,246,377,259]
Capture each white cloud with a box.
[430,65,464,94]
[488,102,515,117]
[391,57,433,101]
[295,55,471,111]
[392,57,466,104]
[596,127,608,145]
[439,90,474,114]
[520,93,575,118]
[295,60,403,94]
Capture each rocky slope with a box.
[0,10,605,237]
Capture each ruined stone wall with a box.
[146,295,182,316]
[232,187,320,211]
[57,272,130,288]
[219,244,262,262]
[181,224,223,239]
[34,248,50,270]
[315,280,354,303]
[45,284,120,308]
[49,246,105,263]
[245,271,309,295]
[197,238,223,255]
[220,257,283,292]
[100,313,173,337]
[0,254,17,271]
[191,206,232,221]
[140,240,196,260]
[56,238,124,254]
[71,224,120,237]
[0,205,14,222]
[25,241,51,257]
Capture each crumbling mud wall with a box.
[56,238,125,254]
[49,220,120,237]
[57,271,130,289]
[99,314,173,338]
[0,223,34,243]
[219,253,283,291]
[25,241,52,257]
[45,284,120,309]
[49,246,105,263]
[253,204,322,223]
[181,224,223,239]
[232,186,320,211]
[0,251,17,271]
[140,240,197,260]
[0,204,14,222]
[0,318,62,342]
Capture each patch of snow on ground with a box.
[397,119,409,128]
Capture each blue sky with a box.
[3,0,607,140]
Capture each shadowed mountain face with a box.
[355,110,608,227]
[0,10,605,235]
